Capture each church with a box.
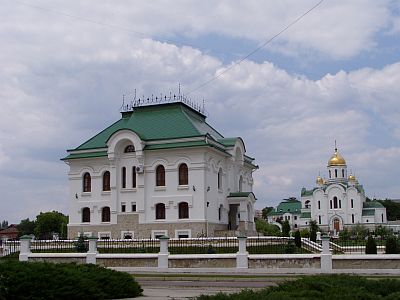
[62,97,258,239]
[268,147,387,233]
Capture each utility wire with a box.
[186,0,325,95]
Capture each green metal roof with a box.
[363,201,384,208]
[218,138,238,147]
[75,102,223,151]
[145,140,208,150]
[301,187,317,197]
[62,151,108,160]
[362,209,375,216]
[227,192,254,198]
[300,212,311,218]
[269,200,301,216]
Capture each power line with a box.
[186,0,325,95]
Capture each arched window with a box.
[178,202,189,219]
[178,163,188,185]
[339,199,342,209]
[351,199,354,208]
[352,214,355,223]
[82,207,90,223]
[239,176,243,192]
[155,203,165,219]
[335,169,338,178]
[218,205,223,221]
[101,207,110,222]
[330,200,332,209]
[333,196,338,209]
[318,215,321,224]
[305,200,311,209]
[218,168,222,190]
[382,213,384,223]
[83,172,91,192]
[132,166,136,188]
[342,169,345,177]
[124,145,135,153]
[121,167,126,188]
[318,201,321,210]
[103,171,110,191]
[156,165,165,186]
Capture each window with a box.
[333,196,338,209]
[287,216,290,220]
[121,167,126,188]
[339,200,342,209]
[82,207,90,223]
[124,145,135,153]
[382,214,384,223]
[131,203,136,212]
[318,215,321,224]
[330,200,332,209]
[218,205,223,221]
[178,202,189,219]
[329,170,331,178]
[342,169,345,177]
[351,199,354,209]
[239,176,243,192]
[294,216,297,220]
[176,230,191,239]
[121,231,133,239]
[121,203,126,212]
[352,214,355,224]
[318,201,321,210]
[83,173,91,192]
[178,163,188,185]
[156,165,165,186]
[132,166,136,188]
[218,168,222,190]
[305,200,310,209]
[335,169,338,178]
[103,171,110,191]
[101,206,110,222]
[294,224,298,228]
[155,203,166,219]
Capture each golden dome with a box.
[316,175,324,185]
[348,174,356,181]
[328,149,346,166]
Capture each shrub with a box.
[300,228,310,238]
[0,261,142,299]
[284,240,296,254]
[386,235,399,254]
[75,235,88,253]
[365,235,377,254]
[294,230,301,248]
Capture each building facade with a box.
[63,101,258,239]
[299,147,387,233]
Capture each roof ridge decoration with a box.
[120,89,208,118]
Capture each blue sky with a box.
[1,0,400,223]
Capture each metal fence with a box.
[1,240,20,257]
[247,236,311,254]
[97,239,160,253]
[31,240,82,253]
[168,237,238,254]
[330,237,386,254]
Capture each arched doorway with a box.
[333,218,340,232]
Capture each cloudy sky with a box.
[1,0,400,224]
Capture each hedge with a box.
[0,261,142,299]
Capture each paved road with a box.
[133,277,286,300]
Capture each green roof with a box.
[301,187,317,197]
[300,212,311,218]
[62,151,108,160]
[362,209,375,216]
[269,200,301,216]
[145,140,208,150]
[363,201,384,208]
[75,102,223,150]
[227,192,254,198]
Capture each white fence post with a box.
[236,236,248,269]
[158,236,169,271]
[19,235,31,262]
[86,237,98,264]
[320,235,332,272]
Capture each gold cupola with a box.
[348,174,356,181]
[327,147,346,167]
[316,175,324,185]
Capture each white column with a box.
[158,236,169,270]
[320,235,332,272]
[86,237,98,264]
[236,236,248,269]
[19,235,31,262]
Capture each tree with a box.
[17,218,36,237]
[351,223,368,241]
[385,236,399,254]
[255,219,280,236]
[365,235,377,254]
[282,220,290,237]
[261,207,274,219]
[378,200,400,221]
[1,220,8,229]
[374,225,391,239]
[34,211,68,240]
[294,230,301,248]
[339,227,351,241]
[309,220,319,242]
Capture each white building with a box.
[63,100,258,239]
[299,147,387,233]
